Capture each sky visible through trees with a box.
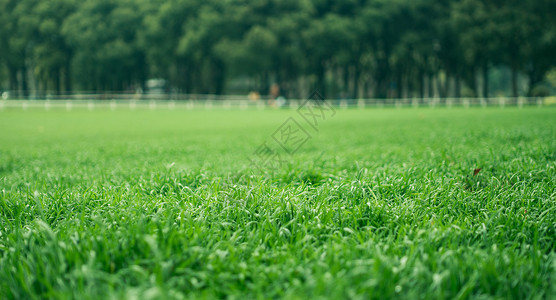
[0,0,555,99]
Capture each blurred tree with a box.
[301,13,356,97]
[435,0,465,98]
[359,0,408,98]
[216,25,278,92]
[0,0,37,97]
[489,0,534,97]
[523,0,556,96]
[138,0,201,93]
[215,0,312,97]
[62,0,146,91]
[452,0,500,98]
[266,2,311,98]
[32,0,76,95]
[177,1,230,94]
[0,0,555,97]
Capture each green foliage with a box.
[61,0,146,91]
[0,0,555,97]
[0,107,555,298]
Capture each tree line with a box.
[1,0,555,99]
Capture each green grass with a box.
[0,106,555,299]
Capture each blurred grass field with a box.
[1,107,555,299]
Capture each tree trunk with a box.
[396,68,403,98]
[64,55,72,93]
[470,68,478,97]
[8,66,18,96]
[316,62,326,98]
[21,66,29,98]
[436,75,445,99]
[375,56,389,98]
[455,73,461,98]
[443,74,450,100]
[482,63,489,99]
[213,60,225,95]
[343,65,349,98]
[43,79,48,99]
[353,64,360,99]
[511,66,518,97]
[64,63,72,93]
[54,68,61,96]
[427,73,433,98]
[183,64,191,94]
[419,68,425,99]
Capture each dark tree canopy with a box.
[0,0,554,98]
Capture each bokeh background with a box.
[0,0,555,100]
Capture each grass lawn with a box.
[0,106,555,299]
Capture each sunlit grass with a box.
[1,107,555,299]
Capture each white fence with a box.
[0,96,554,111]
